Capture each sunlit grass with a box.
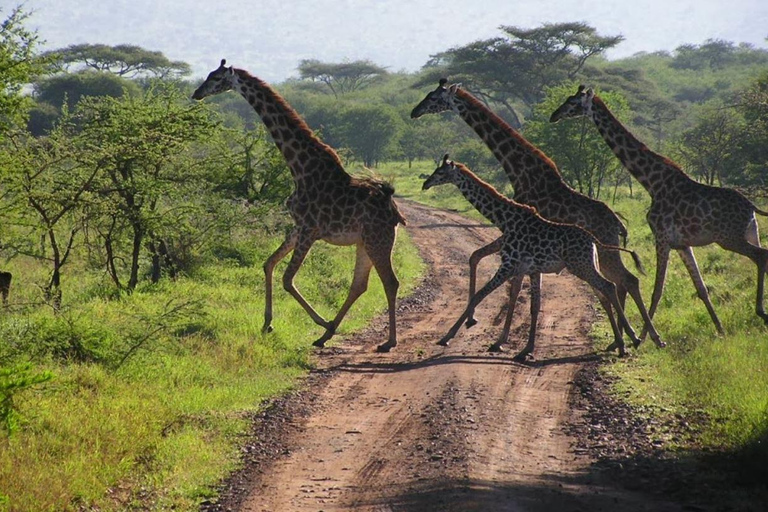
[0,223,424,510]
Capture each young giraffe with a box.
[551,85,768,332]
[193,60,406,351]
[424,155,644,360]
[411,80,665,349]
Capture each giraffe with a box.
[0,271,11,306]
[411,79,665,349]
[424,155,644,360]
[192,60,406,351]
[550,85,768,333]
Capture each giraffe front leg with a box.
[465,238,503,328]
[641,241,671,340]
[439,264,515,347]
[281,235,334,337]
[262,230,298,334]
[313,245,374,348]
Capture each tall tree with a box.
[44,43,190,79]
[73,83,216,290]
[0,6,48,138]
[298,59,388,98]
[420,22,623,127]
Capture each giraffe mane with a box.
[455,88,564,179]
[236,69,345,170]
[452,161,538,215]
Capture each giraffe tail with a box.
[754,207,768,217]
[597,241,646,276]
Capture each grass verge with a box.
[0,216,424,510]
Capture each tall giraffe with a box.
[550,85,768,332]
[192,60,406,351]
[424,155,644,360]
[411,80,665,349]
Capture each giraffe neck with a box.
[453,89,567,192]
[452,164,531,228]
[232,69,349,185]
[589,96,690,196]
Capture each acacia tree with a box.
[44,43,190,79]
[420,22,623,127]
[0,119,98,309]
[736,71,768,188]
[674,104,744,186]
[298,59,388,98]
[73,83,216,291]
[525,82,630,199]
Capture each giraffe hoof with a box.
[312,339,327,348]
[437,338,451,347]
[513,352,534,363]
[487,344,504,353]
[657,341,667,349]
[262,324,274,334]
[605,341,619,353]
[465,318,478,329]
[376,342,395,353]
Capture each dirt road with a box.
[215,200,686,512]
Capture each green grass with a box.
[0,221,425,510]
[589,189,768,466]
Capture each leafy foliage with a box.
[421,22,623,126]
[0,363,53,436]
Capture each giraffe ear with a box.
[585,88,595,100]
[577,84,585,93]
[442,153,450,165]
[438,77,448,88]
[448,83,461,94]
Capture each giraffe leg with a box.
[570,262,640,356]
[599,248,664,348]
[718,227,768,324]
[466,237,503,328]
[262,230,298,334]
[645,242,671,326]
[281,234,334,332]
[366,229,400,353]
[677,247,724,334]
[439,263,519,347]
[512,273,541,362]
[313,244,374,347]
[488,274,524,352]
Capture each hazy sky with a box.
[19,0,768,83]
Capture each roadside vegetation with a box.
[1,3,767,510]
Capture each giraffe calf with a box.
[423,156,644,360]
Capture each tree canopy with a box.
[44,43,191,79]
[419,22,623,127]
[298,59,388,97]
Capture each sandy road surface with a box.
[227,200,684,512]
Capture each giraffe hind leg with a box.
[466,238,502,328]
[677,247,724,334]
[488,274,524,352]
[512,273,541,362]
[365,229,400,353]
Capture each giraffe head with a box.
[549,85,595,123]
[410,79,461,119]
[192,59,236,100]
[422,154,460,190]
